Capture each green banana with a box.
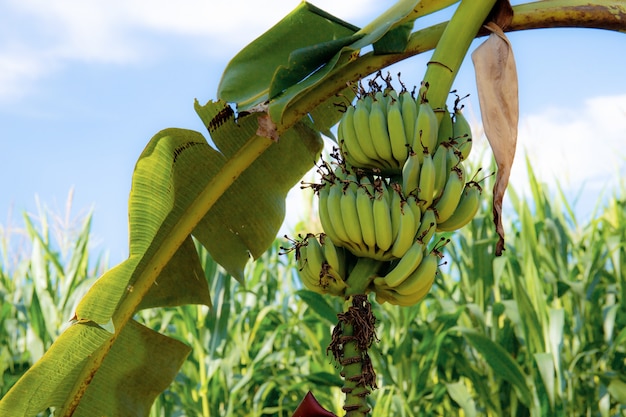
[374,239,426,288]
[433,166,466,223]
[413,101,438,160]
[340,105,377,169]
[320,233,344,277]
[437,181,482,232]
[436,107,454,147]
[405,195,423,230]
[452,108,473,161]
[390,200,418,259]
[369,98,395,170]
[401,150,421,197]
[353,98,380,165]
[394,251,438,296]
[417,151,436,211]
[432,143,449,200]
[318,184,343,247]
[416,208,437,244]
[373,187,393,254]
[296,240,318,290]
[302,234,325,290]
[389,184,403,244]
[400,91,417,147]
[339,180,363,245]
[327,182,352,246]
[355,182,377,252]
[387,97,408,166]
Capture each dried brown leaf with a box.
[472,22,519,255]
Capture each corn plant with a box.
[0,196,106,410]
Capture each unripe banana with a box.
[374,239,426,288]
[417,151,436,211]
[373,188,393,253]
[389,184,403,244]
[436,107,454,147]
[400,91,417,146]
[433,166,466,223]
[432,143,449,200]
[353,98,379,164]
[303,234,325,287]
[340,105,377,169]
[402,150,421,197]
[416,208,437,244]
[390,200,418,259]
[320,233,345,277]
[318,184,343,247]
[355,182,377,252]
[328,182,352,245]
[339,180,363,245]
[412,101,438,160]
[394,250,438,296]
[369,98,395,170]
[452,108,473,161]
[446,144,461,172]
[297,242,319,291]
[387,98,409,165]
[405,195,423,229]
[437,181,482,232]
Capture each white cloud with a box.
[510,94,626,195]
[0,0,380,101]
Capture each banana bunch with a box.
[338,89,416,175]
[317,163,425,262]
[295,233,349,297]
[294,78,484,308]
[371,244,439,306]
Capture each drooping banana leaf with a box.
[0,99,323,416]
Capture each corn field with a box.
[1,162,625,416]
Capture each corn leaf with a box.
[460,329,533,407]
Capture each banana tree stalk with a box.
[420,0,497,109]
[328,295,378,417]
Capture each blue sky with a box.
[1,0,625,266]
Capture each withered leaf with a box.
[472,22,519,256]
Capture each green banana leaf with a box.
[219,0,458,125]
[217,2,360,112]
[0,100,323,416]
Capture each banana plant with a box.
[0,1,625,416]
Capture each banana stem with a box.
[328,295,378,417]
[421,0,497,109]
[345,257,382,296]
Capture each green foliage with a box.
[2,165,625,415]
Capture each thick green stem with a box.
[345,257,382,296]
[421,0,497,109]
[329,295,377,417]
